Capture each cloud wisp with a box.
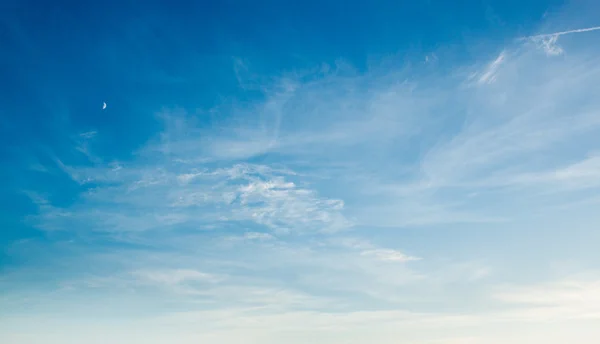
[523,25,600,40]
[521,25,600,55]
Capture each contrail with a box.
[521,25,600,40]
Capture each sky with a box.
[1,0,600,343]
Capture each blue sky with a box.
[2,0,600,343]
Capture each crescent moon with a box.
[102,102,107,110]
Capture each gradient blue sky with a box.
[2,0,600,343]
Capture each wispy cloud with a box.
[524,25,600,40]
[79,131,98,139]
[360,248,421,262]
[522,25,600,55]
[227,231,276,241]
[133,269,221,286]
[493,277,600,322]
[474,51,506,85]
[31,152,350,235]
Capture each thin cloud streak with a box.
[475,51,506,85]
[522,25,600,40]
[520,25,600,55]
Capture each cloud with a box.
[524,25,600,40]
[474,51,506,85]
[522,25,600,56]
[29,160,349,235]
[493,277,600,322]
[6,275,600,344]
[79,131,98,139]
[505,154,600,191]
[393,47,600,217]
[242,232,275,240]
[360,249,421,262]
[133,269,221,286]
[531,34,564,55]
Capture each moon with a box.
[102,102,107,110]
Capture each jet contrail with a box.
[521,25,600,40]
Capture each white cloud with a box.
[223,231,276,242]
[493,278,600,322]
[474,51,506,85]
[5,290,600,344]
[133,269,220,285]
[528,26,600,38]
[360,249,421,262]
[29,161,349,235]
[79,130,97,139]
[505,154,600,191]
[522,25,600,56]
[531,34,564,55]
[243,232,275,240]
